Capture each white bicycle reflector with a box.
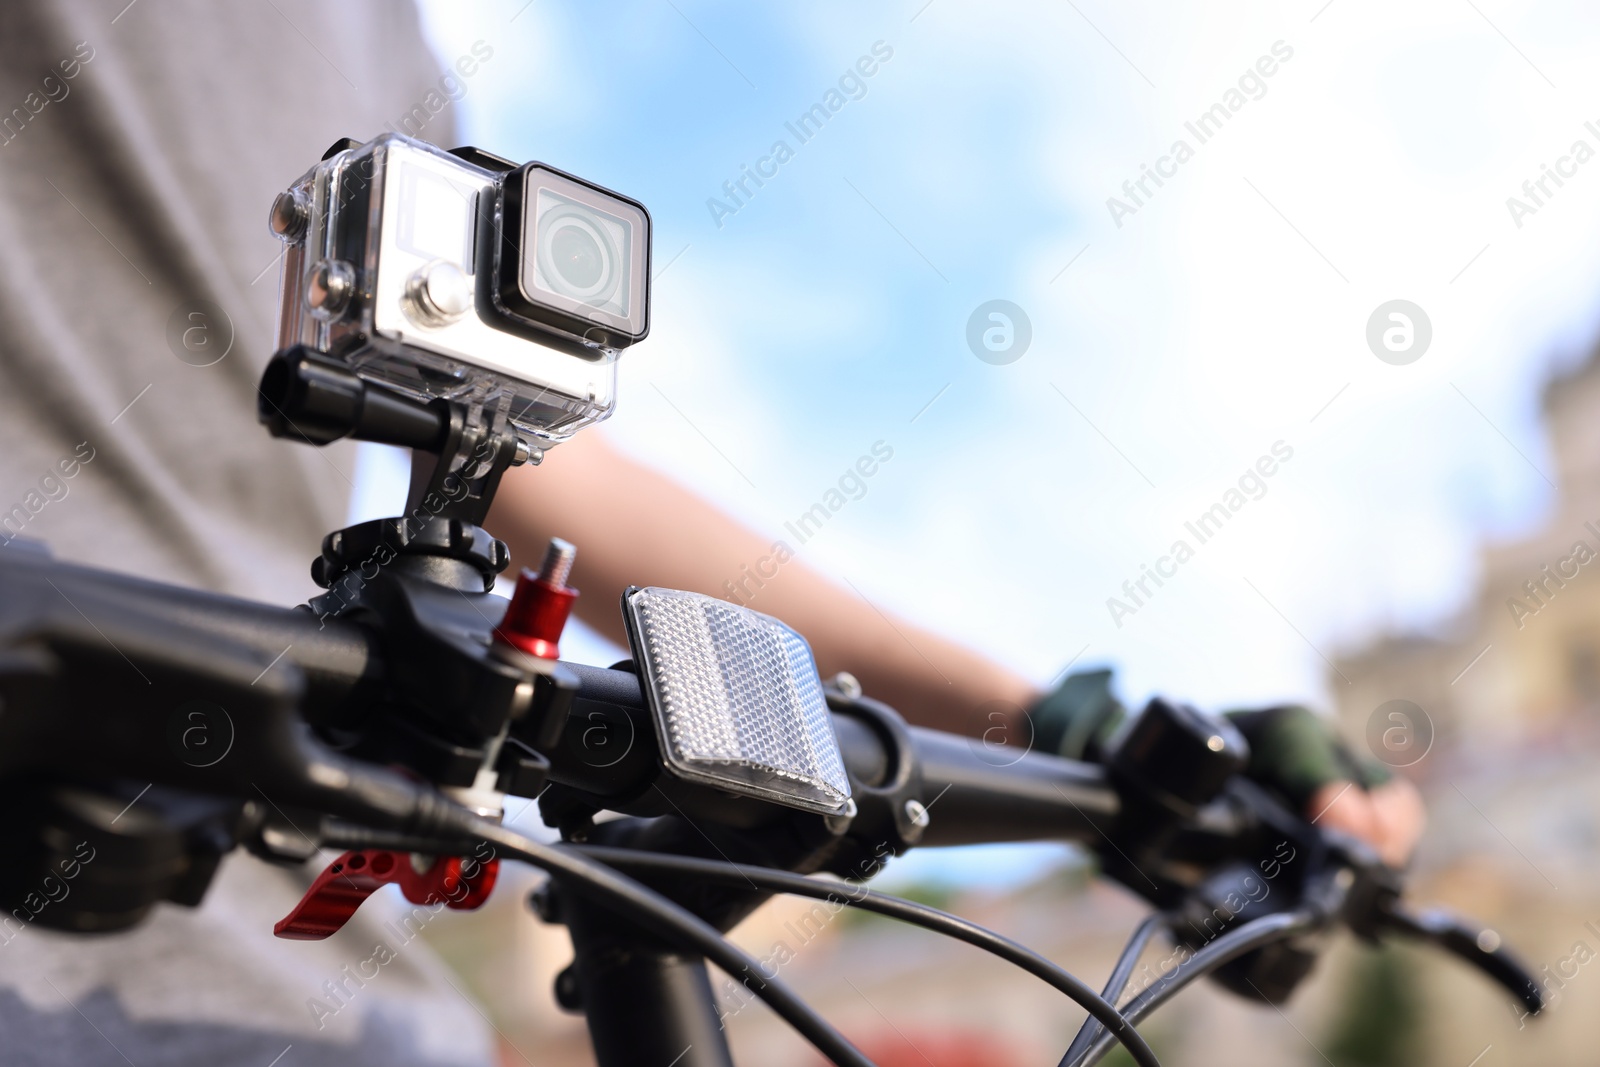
[622,587,852,816]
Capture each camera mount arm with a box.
[257,345,528,530]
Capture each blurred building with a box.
[1331,346,1600,1064]
[1336,347,1600,752]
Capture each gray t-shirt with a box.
[0,1,494,1062]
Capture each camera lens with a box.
[503,166,649,344]
[549,222,605,291]
[536,203,621,306]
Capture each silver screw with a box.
[904,798,930,830]
[539,538,576,588]
[830,672,863,700]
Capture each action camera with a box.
[269,133,651,448]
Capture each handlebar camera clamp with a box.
[255,346,578,900]
[259,348,763,1059]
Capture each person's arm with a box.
[487,432,1037,738]
[489,433,1424,866]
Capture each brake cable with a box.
[320,820,883,1067]
[575,845,1161,1067]
[1059,912,1169,1066]
[1069,909,1319,1067]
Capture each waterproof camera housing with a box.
[270,134,651,449]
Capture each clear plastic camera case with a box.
[273,134,636,449]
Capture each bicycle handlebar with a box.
[0,545,1546,1067]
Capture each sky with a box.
[367,0,1600,740]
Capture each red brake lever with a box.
[274,849,500,940]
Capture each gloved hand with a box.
[1030,670,1425,867]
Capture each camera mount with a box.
[259,345,528,525]
[258,344,530,589]
[255,344,576,810]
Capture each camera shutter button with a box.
[305,259,355,319]
[405,261,471,327]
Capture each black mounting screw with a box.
[528,881,561,923]
[553,962,583,1012]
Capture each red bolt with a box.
[495,538,578,660]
